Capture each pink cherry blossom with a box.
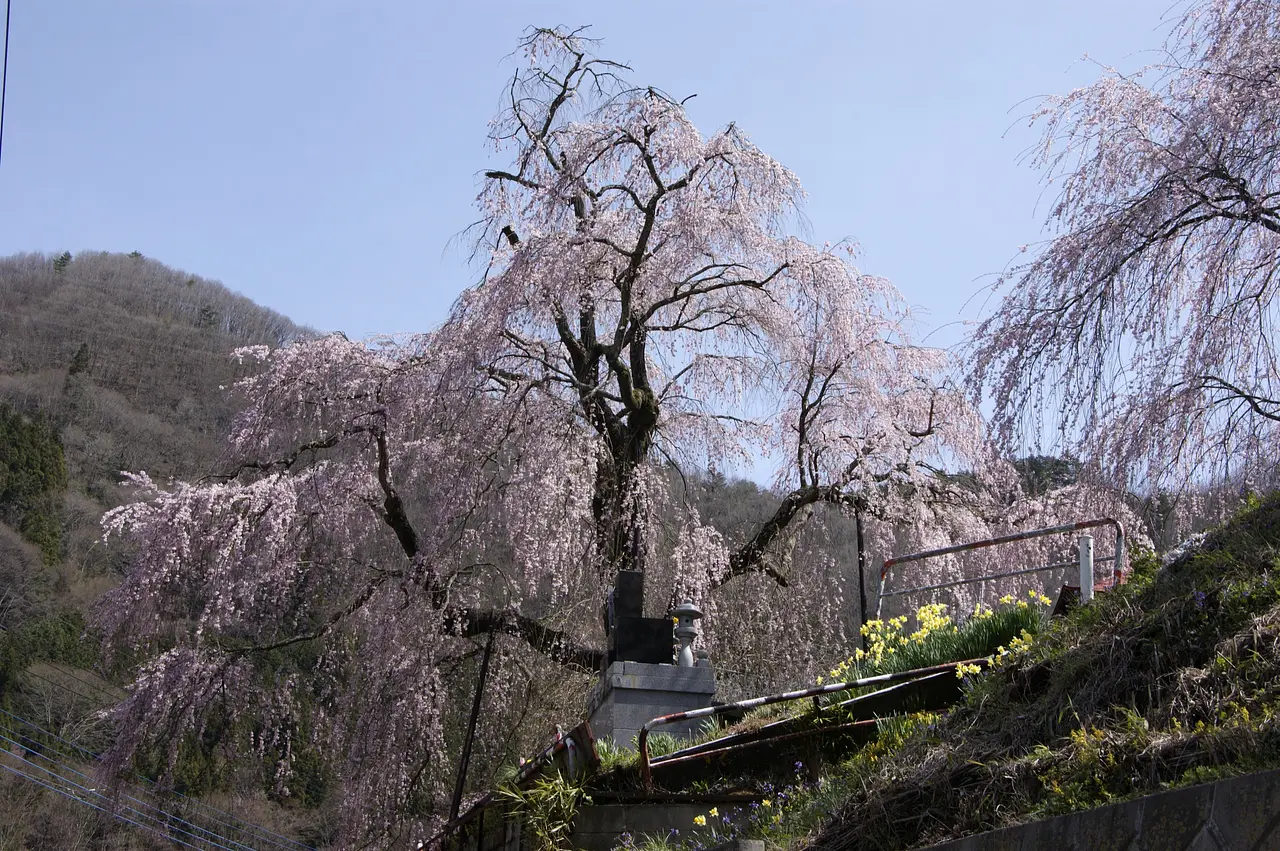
[968,0,1280,494]
[97,26,1070,840]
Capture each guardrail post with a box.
[1114,526,1126,584]
[1078,534,1094,604]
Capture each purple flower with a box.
[1194,590,1207,609]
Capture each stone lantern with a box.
[670,600,703,667]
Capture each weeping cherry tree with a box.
[97,27,992,841]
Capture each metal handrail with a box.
[637,658,979,788]
[881,556,1117,600]
[875,517,1126,619]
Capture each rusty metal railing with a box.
[637,658,982,788]
[875,517,1126,620]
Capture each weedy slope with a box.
[795,493,1280,851]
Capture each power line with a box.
[0,617,129,704]
[0,734,237,850]
[19,664,110,707]
[0,602,313,847]
[0,706,315,851]
[38,660,126,702]
[0,0,9,169]
[0,728,250,851]
[0,711,307,850]
[0,706,99,761]
[0,760,212,850]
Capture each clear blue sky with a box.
[0,1,1175,348]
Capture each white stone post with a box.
[1078,534,1094,605]
[1114,526,1126,584]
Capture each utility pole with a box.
[449,629,496,823]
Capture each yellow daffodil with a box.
[693,815,707,826]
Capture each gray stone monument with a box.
[587,593,716,749]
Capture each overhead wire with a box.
[0,625,127,709]
[0,0,10,169]
[18,664,110,707]
[0,707,309,850]
[0,248,318,848]
[0,733,241,850]
[0,580,314,847]
[34,660,126,702]
[0,706,315,851]
[0,729,250,851]
[0,716,306,851]
[0,761,211,849]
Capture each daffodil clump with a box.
[1000,589,1054,609]
[821,589,1055,686]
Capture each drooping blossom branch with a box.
[967,0,1280,491]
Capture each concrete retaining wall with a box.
[481,765,1280,851]
[573,803,714,851]
[923,767,1280,850]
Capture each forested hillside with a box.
[0,251,309,574]
[0,250,305,481]
[0,250,863,847]
[0,251,314,847]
